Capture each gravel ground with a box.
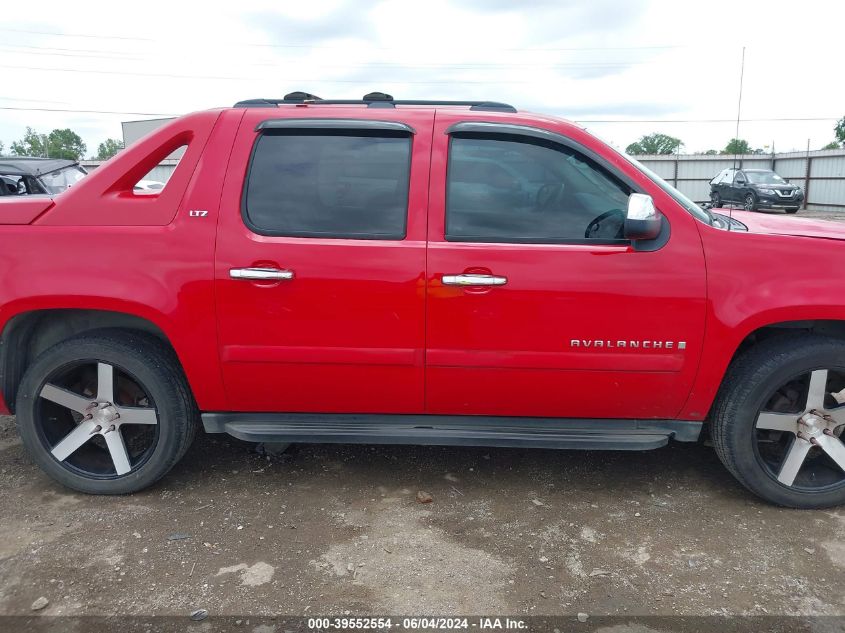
[1,413,845,626]
[2,207,845,631]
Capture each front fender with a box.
[679,227,845,419]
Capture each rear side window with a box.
[446,134,631,243]
[244,130,411,239]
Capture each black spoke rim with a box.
[34,360,160,479]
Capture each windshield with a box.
[618,153,714,225]
[746,170,785,184]
[39,165,87,194]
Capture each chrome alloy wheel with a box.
[36,361,159,477]
[754,369,845,490]
[744,193,756,211]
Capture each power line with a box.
[0,46,654,69]
[0,64,647,83]
[0,105,838,123]
[0,28,687,52]
[0,106,177,116]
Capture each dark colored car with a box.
[710,168,803,213]
[0,157,87,196]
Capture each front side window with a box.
[244,130,411,239]
[446,134,631,243]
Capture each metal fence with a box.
[638,148,845,211]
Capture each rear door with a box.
[715,169,731,202]
[424,112,707,419]
[730,170,746,202]
[215,110,433,413]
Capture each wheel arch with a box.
[686,318,845,422]
[0,308,183,414]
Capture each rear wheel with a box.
[16,331,197,494]
[786,208,799,214]
[712,335,845,508]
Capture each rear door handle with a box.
[230,267,294,281]
[442,274,507,286]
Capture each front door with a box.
[424,113,707,419]
[215,111,433,413]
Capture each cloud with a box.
[449,0,651,41]
[244,3,374,44]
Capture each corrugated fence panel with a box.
[638,159,674,179]
[632,150,845,209]
[773,158,806,180]
[677,160,728,180]
[813,156,845,179]
[679,181,711,202]
[144,164,177,183]
[810,179,845,206]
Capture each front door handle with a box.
[230,267,294,281]
[442,273,507,287]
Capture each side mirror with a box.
[624,193,662,241]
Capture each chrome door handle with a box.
[442,274,507,286]
[229,267,294,281]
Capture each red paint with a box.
[0,197,54,224]
[213,108,432,413]
[425,111,706,418]
[1,102,844,423]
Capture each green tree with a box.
[46,128,86,160]
[822,141,841,150]
[10,127,47,157]
[625,132,683,155]
[10,127,86,160]
[95,138,124,160]
[722,138,752,155]
[836,116,845,145]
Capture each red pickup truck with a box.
[2,93,845,508]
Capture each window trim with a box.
[256,118,416,135]
[444,125,641,246]
[241,125,413,240]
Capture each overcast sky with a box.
[1,0,842,157]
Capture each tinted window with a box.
[245,131,411,239]
[446,135,631,243]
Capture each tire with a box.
[743,193,757,212]
[786,208,799,214]
[711,192,722,208]
[16,330,198,494]
[712,335,845,508]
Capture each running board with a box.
[201,414,702,451]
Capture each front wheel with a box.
[16,331,198,494]
[743,193,757,211]
[712,335,845,508]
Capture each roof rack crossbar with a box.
[233,97,517,113]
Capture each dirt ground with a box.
[1,207,844,631]
[2,414,845,624]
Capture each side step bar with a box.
[202,414,702,451]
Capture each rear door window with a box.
[244,131,412,239]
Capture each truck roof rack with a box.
[233,92,517,113]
